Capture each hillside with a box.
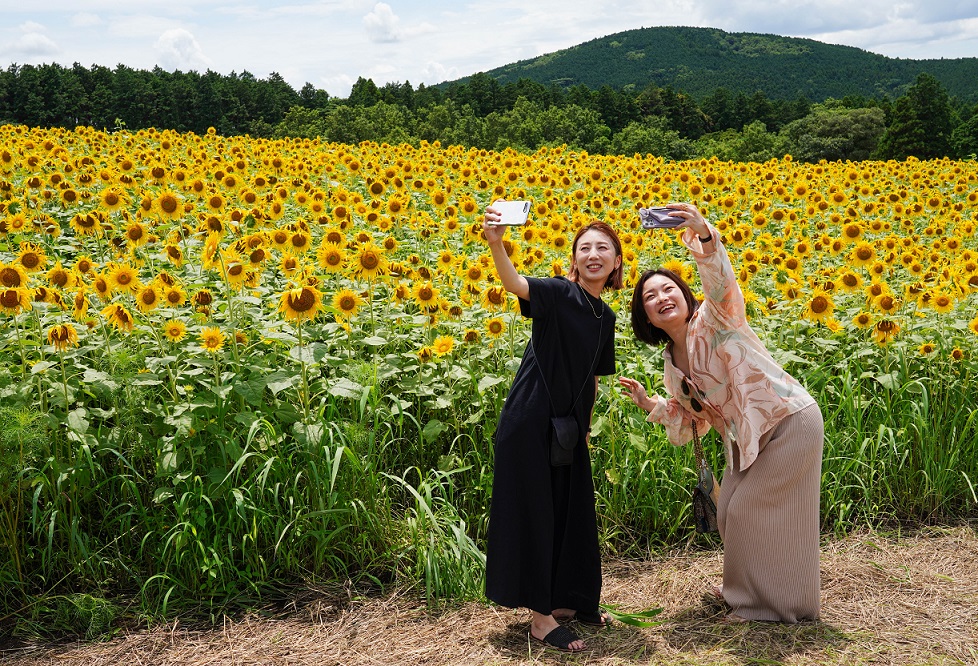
[445,26,978,102]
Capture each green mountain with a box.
[445,26,978,102]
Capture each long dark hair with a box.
[567,221,624,290]
[630,268,700,345]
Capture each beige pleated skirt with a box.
[717,403,823,622]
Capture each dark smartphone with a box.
[640,206,682,229]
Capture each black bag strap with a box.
[529,306,603,419]
[691,420,707,471]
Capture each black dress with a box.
[485,276,616,615]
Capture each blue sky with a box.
[2,1,978,98]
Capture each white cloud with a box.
[363,3,401,43]
[155,29,212,72]
[19,21,48,33]
[421,61,458,86]
[70,13,103,28]
[3,22,60,60]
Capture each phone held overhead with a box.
[487,199,531,226]
[639,206,683,229]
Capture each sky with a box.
[2,1,978,99]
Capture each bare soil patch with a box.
[3,525,976,665]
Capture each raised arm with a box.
[484,204,530,301]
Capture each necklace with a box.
[577,281,603,319]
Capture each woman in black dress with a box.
[482,205,622,652]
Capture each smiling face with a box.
[641,273,690,332]
[572,228,621,288]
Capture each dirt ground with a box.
[2,525,976,666]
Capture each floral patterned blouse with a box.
[645,225,816,471]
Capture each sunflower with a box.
[969,316,978,337]
[46,262,76,290]
[289,231,312,254]
[331,288,363,319]
[125,220,150,248]
[6,212,27,233]
[279,285,324,323]
[802,289,834,323]
[199,326,226,353]
[101,303,134,332]
[412,281,440,310]
[353,242,388,280]
[162,285,187,308]
[222,255,249,291]
[0,287,31,315]
[206,193,226,213]
[201,235,221,270]
[930,291,955,314]
[849,241,875,268]
[874,294,901,316]
[0,262,29,289]
[97,187,126,212]
[73,255,97,276]
[70,212,103,237]
[135,285,161,313]
[46,324,79,351]
[432,335,455,357]
[462,262,486,287]
[852,311,874,329]
[872,319,900,345]
[950,348,965,362]
[17,243,47,273]
[918,341,937,356]
[317,242,346,273]
[246,245,270,268]
[485,316,506,339]
[108,263,141,295]
[436,249,459,273]
[193,289,214,313]
[660,259,693,284]
[836,269,863,292]
[200,215,225,237]
[155,191,183,221]
[71,287,89,321]
[481,286,509,311]
[158,243,182,268]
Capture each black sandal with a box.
[530,625,586,652]
[576,609,613,627]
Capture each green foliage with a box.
[877,73,956,159]
[458,26,978,104]
[779,103,886,162]
[611,117,694,160]
[692,121,788,163]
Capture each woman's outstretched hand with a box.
[619,377,658,413]
[482,205,506,245]
[665,202,711,239]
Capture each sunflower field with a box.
[1,123,977,634]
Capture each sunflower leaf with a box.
[599,604,664,627]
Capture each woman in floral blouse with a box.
[620,202,823,624]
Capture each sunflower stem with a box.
[58,351,70,421]
[12,313,28,378]
[296,322,311,423]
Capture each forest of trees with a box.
[2,61,977,163]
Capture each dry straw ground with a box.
[3,525,976,666]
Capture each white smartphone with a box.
[489,199,531,226]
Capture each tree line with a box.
[2,62,977,161]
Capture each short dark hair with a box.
[567,221,624,290]
[630,268,700,345]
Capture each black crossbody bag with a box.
[530,313,603,467]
